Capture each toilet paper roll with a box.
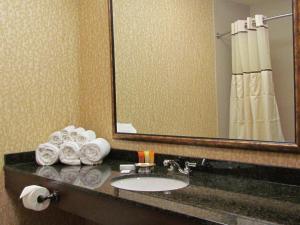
[20,185,50,211]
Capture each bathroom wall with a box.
[113,0,218,137]
[214,0,250,138]
[0,0,83,224]
[2,0,297,170]
[1,0,300,224]
[79,0,300,169]
[0,0,81,167]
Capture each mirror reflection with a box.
[112,0,295,142]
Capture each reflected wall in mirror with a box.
[111,0,295,143]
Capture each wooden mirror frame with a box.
[108,0,300,153]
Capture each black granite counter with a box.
[4,150,300,225]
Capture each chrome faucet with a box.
[163,159,197,175]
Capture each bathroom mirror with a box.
[109,0,300,152]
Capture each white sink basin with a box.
[111,174,189,192]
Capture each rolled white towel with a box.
[35,143,60,166]
[60,166,81,184]
[86,130,97,139]
[36,166,60,180]
[75,165,111,189]
[61,125,75,142]
[70,127,85,141]
[76,130,96,147]
[61,125,76,135]
[59,141,81,166]
[48,131,63,147]
[80,138,110,165]
[61,133,72,142]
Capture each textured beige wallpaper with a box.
[79,0,300,169]
[0,0,81,167]
[0,0,82,224]
[113,0,218,137]
[1,0,300,224]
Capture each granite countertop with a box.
[4,151,300,225]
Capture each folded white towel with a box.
[75,165,111,189]
[59,141,81,166]
[70,127,85,141]
[80,138,110,165]
[60,166,81,184]
[61,125,76,134]
[36,143,60,166]
[48,131,63,147]
[86,130,97,139]
[61,125,75,140]
[76,130,96,147]
[61,133,72,142]
[36,166,60,180]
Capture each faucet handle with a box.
[163,159,175,171]
[163,159,171,167]
[185,161,197,168]
[184,161,197,175]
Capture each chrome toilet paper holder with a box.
[37,191,59,203]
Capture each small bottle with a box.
[138,151,145,163]
[149,150,155,163]
[144,151,150,163]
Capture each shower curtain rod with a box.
[216,13,293,39]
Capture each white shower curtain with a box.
[229,15,284,142]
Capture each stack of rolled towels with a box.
[35,125,110,166]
